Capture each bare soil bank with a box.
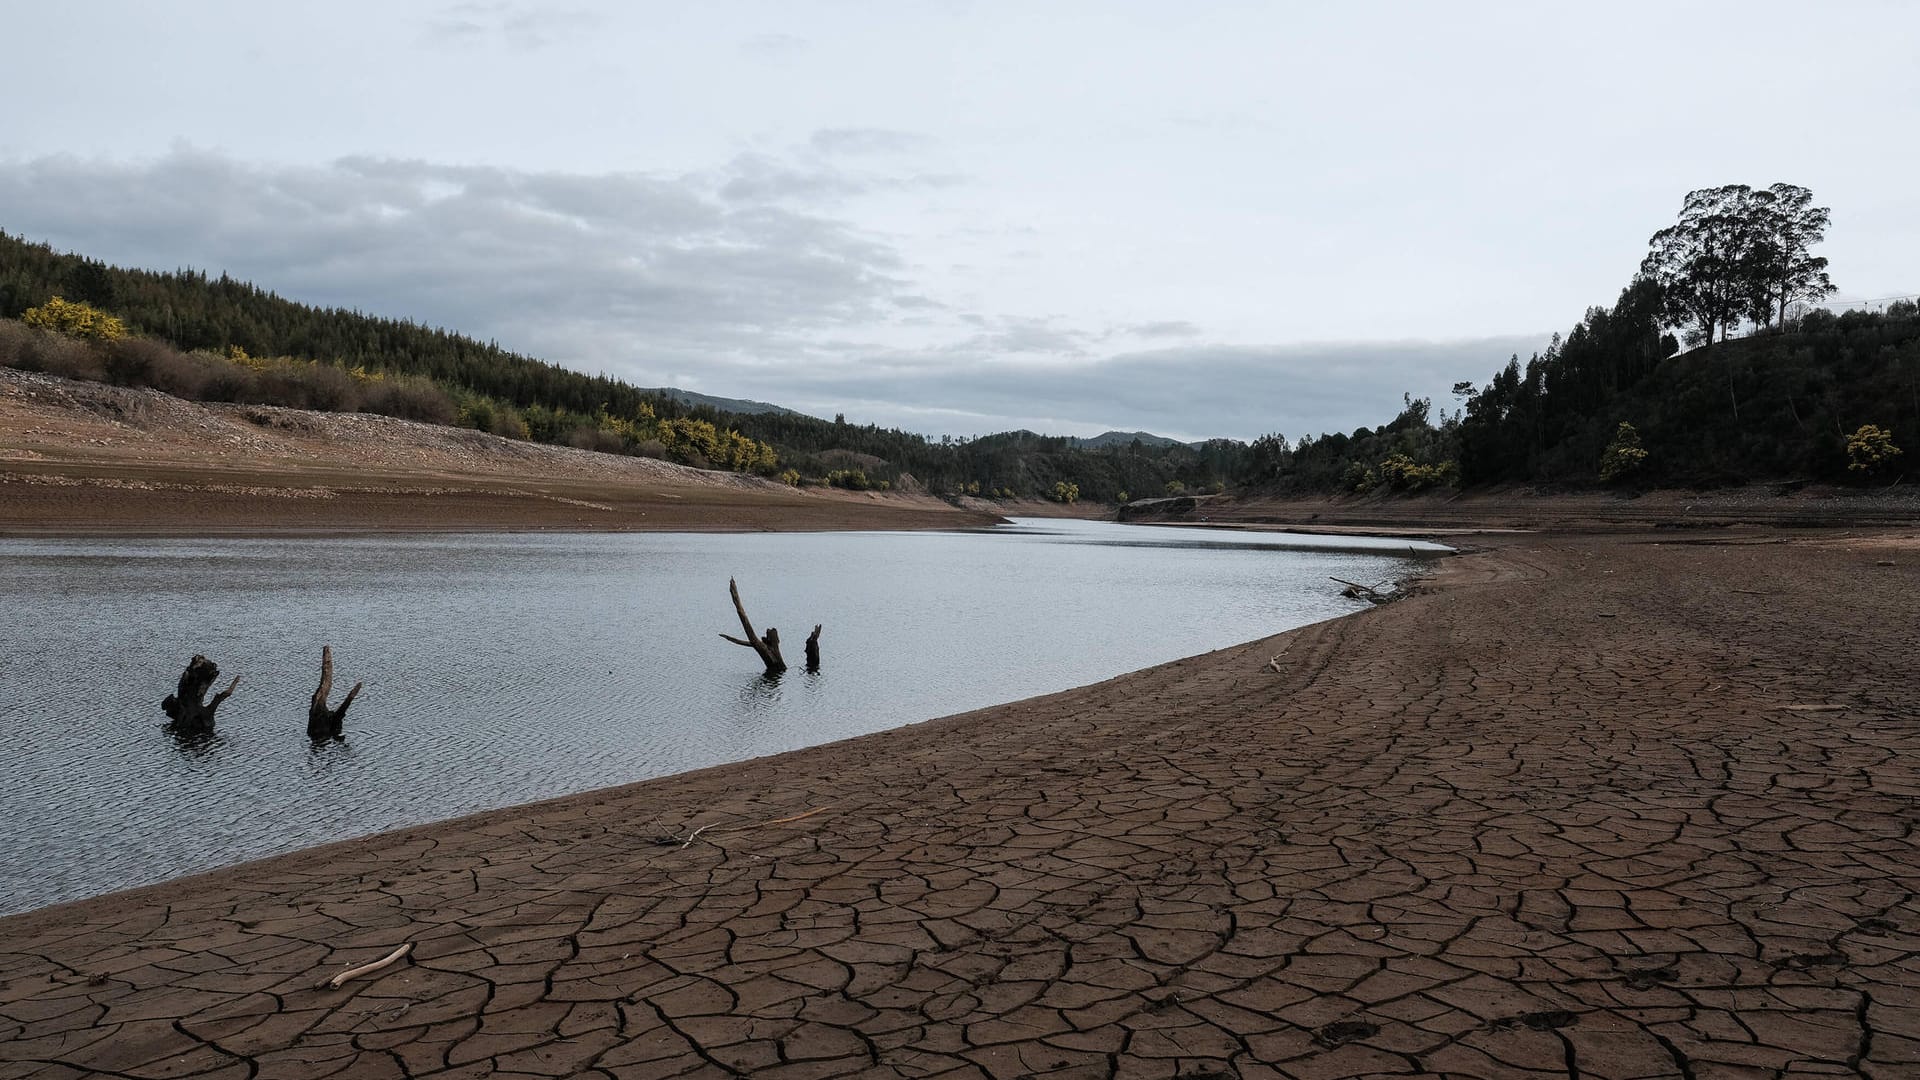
[1122,485,1920,537]
[4,528,1917,1077]
[0,368,1001,535]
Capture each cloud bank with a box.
[0,146,1544,440]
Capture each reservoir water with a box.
[0,518,1442,915]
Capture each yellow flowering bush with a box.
[1846,424,1902,474]
[22,296,127,340]
[1599,422,1649,482]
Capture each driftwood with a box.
[324,942,413,989]
[668,805,836,848]
[161,655,239,736]
[720,577,787,674]
[308,645,363,741]
[804,625,822,673]
[1331,576,1398,604]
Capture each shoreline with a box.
[7,526,1918,1076]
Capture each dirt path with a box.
[3,530,1918,1078]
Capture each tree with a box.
[1642,183,1833,344]
[1641,185,1760,346]
[1745,183,1834,329]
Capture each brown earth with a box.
[4,528,1919,1078]
[0,369,1002,535]
[1119,486,1920,538]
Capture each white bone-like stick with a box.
[326,942,413,989]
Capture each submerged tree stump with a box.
[720,577,787,674]
[308,645,363,741]
[161,655,239,736]
[805,625,822,673]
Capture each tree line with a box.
[1231,183,1912,491]
[0,231,1235,499]
[4,181,1908,498]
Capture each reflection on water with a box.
[0,518,1440,914]
[165,728,226,757]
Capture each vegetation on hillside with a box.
[1232,182,1914,493]
[4,180,1911,499]
[0,231,1227,498]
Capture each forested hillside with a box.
[0,230,1231,501]
[1231,183,1915,494]
[5,180,1913,503]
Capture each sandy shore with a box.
[4,528,1918,1078]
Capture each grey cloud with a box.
[1123,321,1201,339]
[714,149,959,206]
[0,147,1546,443]
[809,128,929,157]
[420,2,605,50]
[946,315,1092,358]
[718,154,870,204]
[0,148,903,371]
[737,337,1550,442]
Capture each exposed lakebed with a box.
[0,519,1442,914]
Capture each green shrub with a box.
[1599,422,1649,483]
[1846,423,1902,475]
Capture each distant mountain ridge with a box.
[646,387,808,419]
[1068,430,1203,450]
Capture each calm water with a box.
[0,519,1442,915]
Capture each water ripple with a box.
[0,518,1435,913]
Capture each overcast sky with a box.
[2,1,1914,441]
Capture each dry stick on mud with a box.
[719,577,787,674]
[308,645,363,740]
[161,655,239,736]
[323,942,413,990]
[675,805,836,848]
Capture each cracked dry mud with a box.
[3,532,1918,1079]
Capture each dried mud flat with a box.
[4,530,1919,1079]
[0,369,999,534]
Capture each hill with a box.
[7,228,1912,505]
[1232,282,1920,496]
[0,365,1000,534]
[0,231,1236,503]
[648,387,807,418]
[1068,430,1197,450]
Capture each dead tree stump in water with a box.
[161,655,239,736]
[720,577,788,674]
[805,625,822,672]
[308,645,363,740]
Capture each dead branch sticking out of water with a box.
[720,577,789,674]
[161,655,239,736]
[804,624,822,672]
[308,645,363,741]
